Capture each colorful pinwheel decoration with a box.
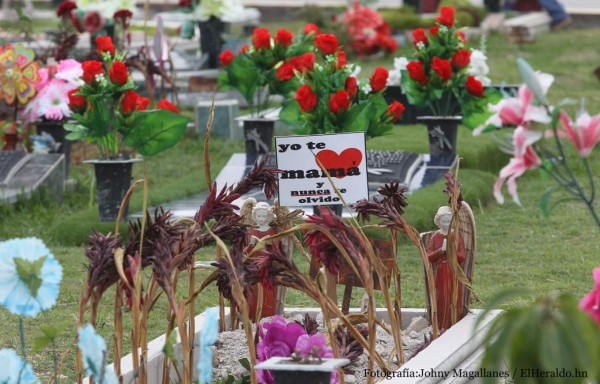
[0,44,40,106]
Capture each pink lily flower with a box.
[551,111,600,158]
[579,268,600,326]
[494,126,542,206]
[474,72,553,135]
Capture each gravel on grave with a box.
[212,313,432,384]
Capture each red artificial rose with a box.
[252,28,271,50]
[56,0,76,17]
[456,31,468,44]
[275,29,293,47]
[157,99,180,113]
[377,33,398,53]
[336,50,347,69]
[95,36,115,56]
[345,76,358,97]
[370,66,389,93]
[113,9,133,28]
[465,75,484,97]
[429,26,440,37]
[303,23,321,36]
[406,61,428,85]
[82,60,104,83]
[451,49,471,70]
[219,49,235,66]
[291,53,315,72]
[276,61,295,81]
[315,34,339,55]
[67,88,86,112]
[121,90,150,114]
[431,57,452,82]
[436,6,455,27]
[239,44,249,53]
[329,90,350,113]
[387,101,405,120]
[412,28,428,47]
[83,11,105,34]
[296,84,318,112]
[109,61,128,85]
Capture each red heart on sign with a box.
[315,148,363,179]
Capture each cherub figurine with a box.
[426,206,465,330]
[240,199,279,321]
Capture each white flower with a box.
[0,238,62,317]
[350,65,361,78]
[194,0,256,23]
[78,325,118,384]
[387,56,409,86]
[468,49,491,86]
[24,80,74,122]
[0,349,38,384]
[361,82,372,94]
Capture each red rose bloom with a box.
[377,33,398,53]
[465,75,484,97]
[370,66,389,93]
[239,44,249,54]
[157,99,180,113]
[406,61,428,85]
[83,11,105,34]
[303,23,321,36]
[219,49,235,66]
[436,6,455,27]
[275,29,293,47]
[329,90,350,113]
[67,88,86,112]
[336,50,347,69]
[109,61,128,85]
[345,76,358,97]
[412,28,428,47]
[431,57,452,82]
[291,53,315,72]
[95,36,115,56]
[387,101,405,120]
[56,0,76,17]
[82,60,104,83]
[276,61,295,81]
[121,90,150,114]
[429,26,440,37]
[456,31,468,44]
[451,49,471,70]
[252,28,271,50]
[296,85,318,112]
[315,34,339,55]
[113,9,133,28]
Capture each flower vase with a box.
[243,118,275,165]
[85,158,141,222]
[254,357,350,384]
[198,16,225,69]
[417,116,462,156]
[35,120,71,178]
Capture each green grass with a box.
[1,24,600,382]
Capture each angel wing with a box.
[457,201,476,316]
[240,197,257,226]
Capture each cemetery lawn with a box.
[0,26,599,381]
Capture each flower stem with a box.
[19,316,26,357]
[53,339,59,384]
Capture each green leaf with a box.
[517,58,547,105]
[123,110,191,156]
[551,106,562,129]
[238,358,250,372]
[33,335,53,353]
[163,332,177,363]
[33,325,62,352]
[343,103,371,133]
[64,124,89,141]
[14,256,47,297]
[226,55,259,106]
[539,187,555,217]
[279,100,302,126]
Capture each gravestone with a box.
[195,99,241,140]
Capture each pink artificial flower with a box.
[24,80,74,122]
[551,111,600,158]
[475,72,554,135]
[55,59,83,86]
[295,333,333,358]
[494,126,542,206]
[580,268,600,326]
[35,68,50,91]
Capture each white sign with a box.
[276,132,368,207]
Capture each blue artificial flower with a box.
[0,348,38,384]
[0,238,62,317]
[77,325,118,384]
[197,307,219,384]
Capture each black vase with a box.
[243,118,275,165]
[271,370,332,384]
[417,116,462,156]
[198,16,225,69]
[86,159,139,222]
[35,120,71,178]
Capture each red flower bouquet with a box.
[281,34,404,138]
[400,6,492,117]
[341,0,398,57]
[64,36,190,159]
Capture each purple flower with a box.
[256,316,307,384]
